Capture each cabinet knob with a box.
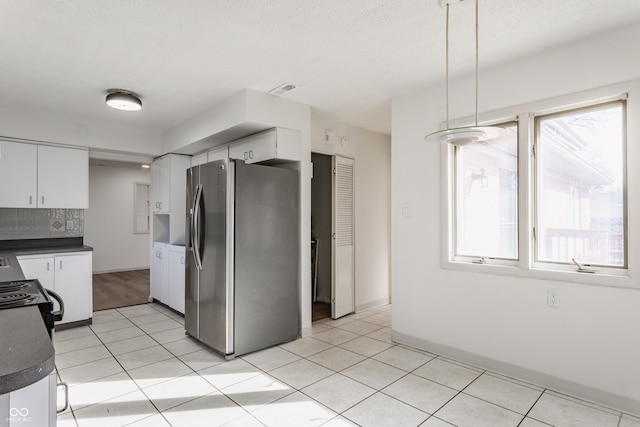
[29,195,33,205]
[249,149,254,159]
[41,196,45,205]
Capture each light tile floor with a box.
[53,303,639,427]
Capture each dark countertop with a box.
[0,306,55,394]
[0,240,93,283]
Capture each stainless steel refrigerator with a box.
[185,158,299,358]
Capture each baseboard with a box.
[392,330,640,417]
[55,318,92,331]
[356,297,390,313]
[93,266,150,274]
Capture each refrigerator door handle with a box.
[192,184,204,271]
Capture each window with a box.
[134,183,150,234]
[454,123,518,260]
[443,83,632,284]
[535,101,626,268]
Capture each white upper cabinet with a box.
[151,155,171,213]
[150,154,190,215]
[0,141,88,209]
[150,154,191,244]
[229,128,300,164]
[190,152,208,167]
[0,140,38,208]
[37,145,89,209]
[207,145,229,162]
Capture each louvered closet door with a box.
[332,156,355,319]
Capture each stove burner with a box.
[0,292,38,307]
[0,281,31,293]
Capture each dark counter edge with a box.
[0,237,92,254]
[0,307,55,395]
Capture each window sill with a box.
[442,259,636,289]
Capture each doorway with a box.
[311,153,355,321]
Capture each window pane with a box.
[455,124,518,259]
[536,102,625,267]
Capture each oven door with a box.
[41,289,63,338]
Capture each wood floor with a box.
[93,269,332,321]
[312,301,331,322]
[93,269,150,312]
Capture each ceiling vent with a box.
[269,83,297,96]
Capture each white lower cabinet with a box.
[0,372,57,427]
[17,252,92,325]
[151,242,168,303]
[168,246,186,314]
[151,243,185,313]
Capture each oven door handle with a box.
[46,288,64,322]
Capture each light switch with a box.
[402,203,411,217]
[325,130,336,145]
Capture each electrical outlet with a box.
[547,289,560,307]
[66,220,74,230]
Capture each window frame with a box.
[440,81,637,289]
[452,120,520,264]
[133,182,151,235]
[532,100,628,271]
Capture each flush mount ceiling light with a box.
[424,0,504,147]
[105,90,142,111]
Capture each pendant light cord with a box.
[446,0,479,129]
[445,3,450,129]
[475,0,479,127]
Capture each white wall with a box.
[0,106,162,156]
[311,111,391,311]
[391,23,640,415]
[85,164,151,273]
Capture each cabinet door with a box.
[228,129,300,164]
[150,245,161,300]
[151,156,171,213]
[168,246,186,313]
[17,256,55,290]
[18,255,57,314]
[151,243,169,304]
[0,141,38,207]
[207,146,229,162]
[150,160,162,213]
[37,145,89,208]
[54,253,92,324]
[229,139,276,164]
[160,247,169,304]
[191,152,208,167]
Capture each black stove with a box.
[0,279,64,337]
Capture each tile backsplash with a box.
[0,208,84,240]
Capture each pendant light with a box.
[424,0,503,146]
[106,90,142,111]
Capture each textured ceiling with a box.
[1,0,639,137]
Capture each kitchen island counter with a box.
[0,306,55,394]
